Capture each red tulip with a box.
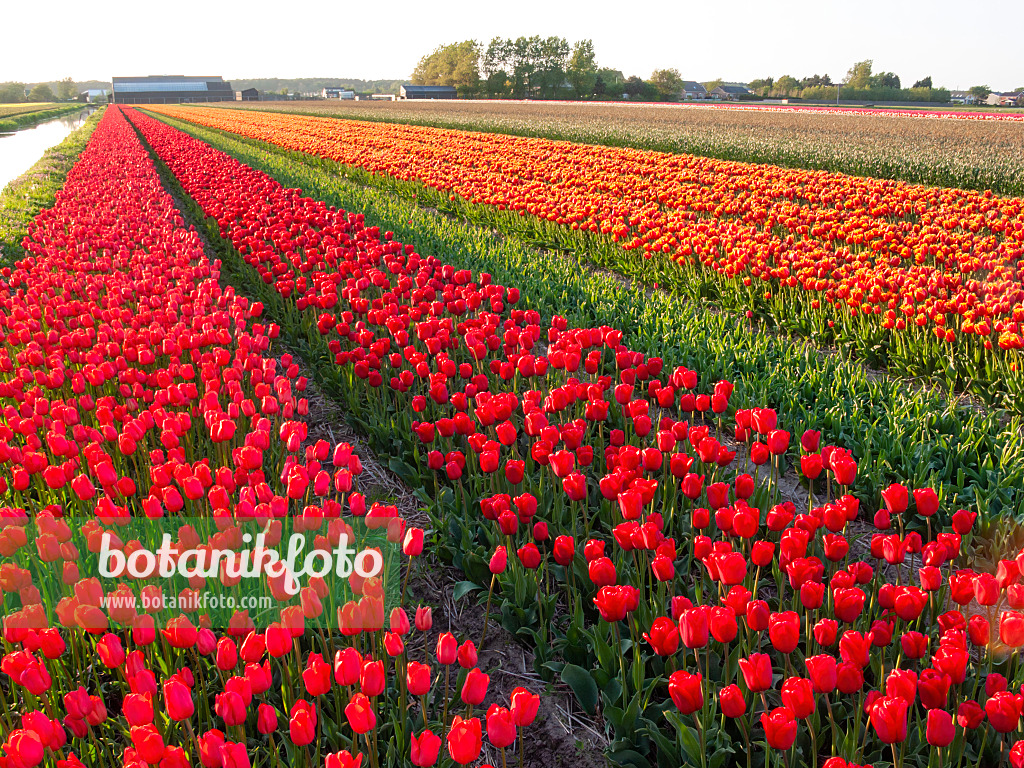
[486,704,517,748]
[257,704,278,735]
[446,716,482,765]
[411,729,441,766]
[510,687,540,726]
[760,707,797,750]
[1000,611,1024,647]
[739,653,772,693]
[163,679,194,721]
[644,617,680,657]
[680,607,709,649]
[768,611,800,654]
[667,671,703,714]
[869,696,909,743]
[719,684,746,718]
[985,691,1023,732]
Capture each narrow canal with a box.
[0,107,95,190]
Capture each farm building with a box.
[79,89,108,103]
[235,88,259,101]
[712,85,752,100]
[322,88,356,99]
[681,81,708,100]
[400,85,457,100]
[111,76,235,104]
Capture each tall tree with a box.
[912,76,933,89]
[871,72,900,89]
[648,69,683,101]
[535,36,570,98]
[56,77,76,101]
[800,74,832,88]
[597,68,624,86]
[566,39,598,99]
[774,75,800,96]
[27,83,55,102]
[411,41,481,96]
[748,77,774,96]
[702,78,724,93]
[845,60,873,89]
[969,85,991,101]
[623,76,644,97]
[482,37,513,97]
[0,82,26,103]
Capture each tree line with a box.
[411,45,1017,104]
[0,78,89,103]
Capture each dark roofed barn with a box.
[111,76,235,105]
[400,85,458,100]
[712,85,752,100]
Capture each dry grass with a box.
[213,99,1024,195]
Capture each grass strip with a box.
[0,104,86,132]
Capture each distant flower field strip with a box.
[150,106,1024,390]
[215,99,1024,196]
[465,98,1024,123]
[124,106,1024,768]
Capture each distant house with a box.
[79,89,108,103]
[949,90,976,105]
[712,85,751,100]
[400,84,458,100]
[1002,91,1024,107]
[235,88,259,101]
[322,87,355,100]
[681,81,708,100]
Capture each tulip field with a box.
[213,98,1024,197]
[2,101,1024,768]
[141,104,1024,412]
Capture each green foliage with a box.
[648,68,683,101]
[55,77,76,102]
[410,40,481,96]
[913,76,933,89]
[482,35,574,98]
[623,76,644,97]
[870,71,901,89]
[747,77,774,96]
[800,73,832,88]
[845,59,874,89]
[27,84,56,102]
[773,75,800,97]
[970,85,992,100]
[597,68,625,86]
[0,82,26,103]
[701,78,724,92]
[566,39,598,99]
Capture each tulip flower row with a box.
[0,106,545,768]
[462,99,1024,123]
[142,104,1024,407]
[124,107,1024,767]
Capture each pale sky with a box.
[4,0,1022,91]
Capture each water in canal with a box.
[0,107,96,191]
